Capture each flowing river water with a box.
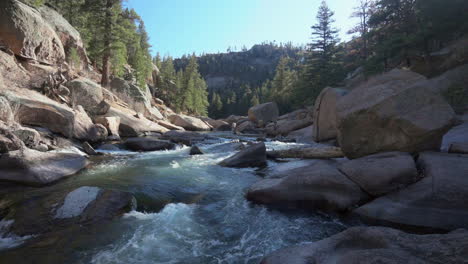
[0,134,348,264]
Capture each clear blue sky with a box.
[126,0,360,58]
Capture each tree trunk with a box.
[101,0,113,88]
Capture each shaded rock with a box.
[337,69,456,159]
[223,115,247,125]
[124,137,175,152]
[94,116,120,139]
[248,102,279,126]
[7,186,135,236]
[98,143,122,151]
[261,226,468,264]
[0,0,65,65]
[441,121,468,151]
[82,142,97,155]
[354,152,468,231]
[448,142,468,154]
[168,114,211,131]
[267,146,344,159]
[200,117,231,131]
[204,141,245,154]
[313,87,348,142]
[72,105,95,141]
[265,114,313,137]
[105,107,168,137]
[235,120,262,135]
[0,148,87,185]
[189,145,204,155]
[246,161,369,213]
[66,78,104,115]
[338,152,418,197]
[286,125,314,143]
[161,130,212,146]
[219,142,266,168]
[88,124,108,143]
[0,123,23,153]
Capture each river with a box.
[0,134,347,264]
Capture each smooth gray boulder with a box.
[0,148,88,185]
[336,69,456,158]
[189,145,204,155]
[354,152,468,231]
[66,78,105,115]
[168,114,211,131]
[219,142,266,168]
[338,152,418,197]
[105,107,168,137]
[246,161,369,212]
[248,102,279,126]
[124,137,175,152]
[6,186,135,236]
[261,226,468,264]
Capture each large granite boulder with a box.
[235,120,262,135]
[200,117,231,131]
[219,142,267,168]
[261,227,468,264]
[337,69,456,159]
[38,5,90,67]
[12,126,42,149]
[0,148,88,185]
[66,78,105,115]
[313,87,348,142]
[266,109,313,137]
[267,146,344,159]
[168,114,211,131]
[246,161,369,213]
[338,152,418,197]
[6,186,135,236]
[248,102,279,126]
[286,125,314,143]
[124,137,175,152]
[354,152,468,231]
[105,107,168,137]
[0,0,65,65]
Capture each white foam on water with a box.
[0,220,33,250]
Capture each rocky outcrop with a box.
[219,142,266,168]
[338,152,418,197]
[168,114,211,131]
[94,116,120,140]
[12,126,42,150]
[449,142,468,154]
[313,87,348,142]
[0,122,24,153]
[337,69,456,159]
[267,146,344,159]
[105,107,168,137]
[246,161,369,213]
[0,148,88,185]
[441,119,468,151]
[38,5,90,67]
[88,123,108,142]
[156,120,185,131]
[0,0,65,65]
[261,227,468,264]
[248,102,279,126]
[265,109,313,137]
[223,115,247,125]
[82,142,97,155]
[124,137,175,152]
[354,152,468,231]
[234,120,262,135]
[0,96,14,124]
[66,78,106,115]
[109,78,163,120]
[7,186,135,236]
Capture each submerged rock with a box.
[124,137,175,152]
[219,142,266,168]
[0,148,88,185]
[189,145,204,155]
[246,161,369,213]
[354,152,468,231]
[261,226,468,264]
[7,186,135,236]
